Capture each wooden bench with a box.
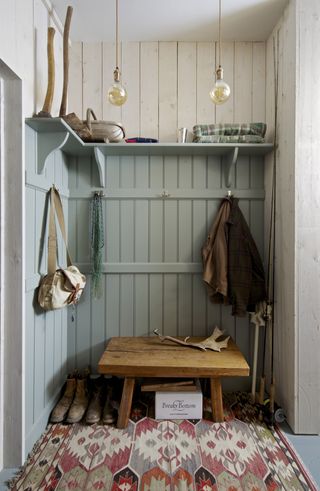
[98,336,250,428]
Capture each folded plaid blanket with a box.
[193,123,267,139]
[193,135,265,144]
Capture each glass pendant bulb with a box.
[210,66,230,105]
[108,67,127,106]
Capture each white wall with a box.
[69,40,266,139]
[265,1,296,430]
[0,0,64,117]
[266,0,320,434]
[295,0,320,434]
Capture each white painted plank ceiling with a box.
[51,0,288,42]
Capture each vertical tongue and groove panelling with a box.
[67,40,266,393]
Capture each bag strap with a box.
[47,186,73,274]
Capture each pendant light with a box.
[210,0,230,105]
[107,0,127,106]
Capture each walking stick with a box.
[59,6,73,117]
[258,31,279,428]
[37,27,55,117]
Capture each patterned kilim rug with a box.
[8,393,318,491]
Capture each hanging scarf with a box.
[91,193,104,298]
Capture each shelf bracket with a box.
[93,147,106,188]
[36,131,69,174]
[223,146,239,188]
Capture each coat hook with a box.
[160,189,171,198]
[93,190,105,198]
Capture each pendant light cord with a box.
[116,0,119,68]
[218,0,221,67]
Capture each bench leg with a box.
[117,377,135,429]
[210,377,224,422]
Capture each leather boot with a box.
[85,377,104,424]
[50,377,76,423]
[66,376,89,423]
[102,386,117,425]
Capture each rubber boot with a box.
[66,377,89,423]
[50,377,76,423]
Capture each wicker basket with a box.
[85,108,125,142]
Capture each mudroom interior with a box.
[0,0,320,489]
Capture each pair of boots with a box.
[50,371,89,424]
[85,376,117,424]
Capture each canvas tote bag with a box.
[38,186,86,310]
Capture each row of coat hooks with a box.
[92,190,234,199]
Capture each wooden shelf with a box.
[25,117,273,188]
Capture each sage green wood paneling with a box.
[120,275,134,337]
[121,201,134,262]
[164,156,178,188]
[106,156,120,187]
[178,201,193,262]
[193,156,207,189]
[44,312,54,405]
[45,152,55,185]
[192,275,207,336]
[120,156,134,187]
[75,278,92,369]
[25,292,35,432]
[25,187,36,278]
[106,201,120,263]
[90,275,106,367]
[106,275,120,338]
[77,200,90,263]
[236,156,250,189]
[164,201,178,262]
[33,300,46,421]
[193,201,206,262]
[25,127,69,454]
[178,156,192,188]
[53,311,62,388]
[135,275,149,336]
[136,156,149,188]
[207,297,221,333]
[67,310,77,372]
[207,156,222,188]
[35,190,47,275]
[150,201,163,262]
[149,275,163,334]
[150,156,163,188]
[163,275,178,336]
[135,201,149,262]
[178,274,192,337]
[68,153,265,394]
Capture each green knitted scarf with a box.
[91,194,104,298]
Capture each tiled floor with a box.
[1,427,319,490]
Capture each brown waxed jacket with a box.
[227,198,267,316]
[202,197,267,317]
[202,198,231,303]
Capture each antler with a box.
[153,327,230,352]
